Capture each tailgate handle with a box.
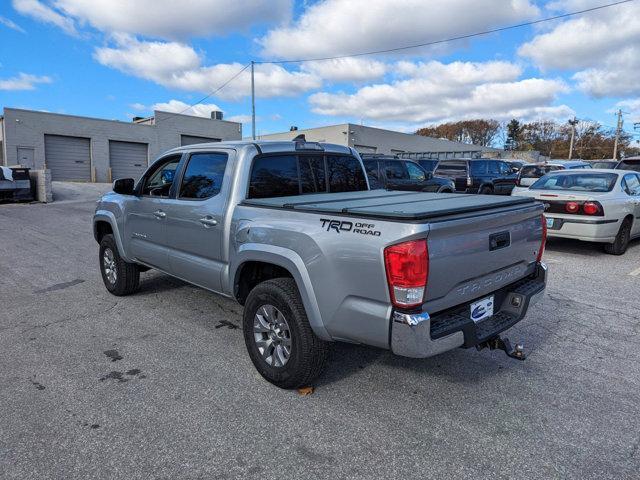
[489,231,511,251]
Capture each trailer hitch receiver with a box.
[478,336,526,361]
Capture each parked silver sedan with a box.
[513,169,640,254]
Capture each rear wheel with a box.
[243,278,329,389]
[604,218,632,255]
[479,185,493,195]
[99,234,140,295]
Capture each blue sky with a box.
[1,0,639,145]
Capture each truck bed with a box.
[242,190,534,221]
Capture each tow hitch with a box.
[477,336,526,361]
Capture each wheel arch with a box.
[231,245,331,341]
[93,211,131,262]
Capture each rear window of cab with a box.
[248,153,367,199]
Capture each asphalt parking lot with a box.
[1,183,639,480]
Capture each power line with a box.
[255,0,635,64]
[154,63,251,123]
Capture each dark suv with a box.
[433,159,518,195]
[361,155,455,193]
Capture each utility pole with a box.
[613,109,623,160]
[251,61,256,140]
[568,117,578,159]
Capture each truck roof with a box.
[243,190,535,221]
[163,140,355,156]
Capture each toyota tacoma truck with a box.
[93,138,547,389]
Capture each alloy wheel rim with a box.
[103,248,117,284]
[253,304,292,367]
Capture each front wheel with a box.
[243,278,329,389]
[604,218,632,255]
[99,234,140,295]
[479,185,493,195]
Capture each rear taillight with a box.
[466,176,472,187]
[565,202,580,213]
[582,202,601,215]
[537,215,547,262]
[384,239,428,309]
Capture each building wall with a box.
[2,108,242,182]
[256,124,351,145]
[255,123,484,155]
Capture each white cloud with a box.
[226,114,254,123]
[0,72,52,90]
[94,35,200,82]
[12,0,76,35]
[615,98,640,123]
[301,58,387,82]
[260,0,539,59]
[0,15,25,33]
[308,60,571,123]
[151,100,223,118]
[95,37,321,100]
[572,47,640,98]
[53,0,291,39]
[518,0,640,97]
[129,102,147,111]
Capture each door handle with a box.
[153,210,166,219]
[199,216,218,227]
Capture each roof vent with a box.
[211,111,223,120]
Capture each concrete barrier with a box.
[29,169,53,203]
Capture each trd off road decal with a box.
[320,218,381,236]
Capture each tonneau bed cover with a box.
[242,190,535,221]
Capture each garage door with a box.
[44,134,91,181]
[180,134,220,146]
[109,140,148,181]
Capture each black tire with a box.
[438,188,453,193]
[243,278,329,389]
[479,185,493,195]
[99,234,140,295]
[604,218,632,255]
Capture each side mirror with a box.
[511,167,520,174]
[425,172,433,180]
[113,178,135,195]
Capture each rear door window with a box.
[249,155,299,199]
[327,155,368,192]
[435,161,467,176]
[470,161,487,175]
[623,174,640,195]
[384,161,408,180]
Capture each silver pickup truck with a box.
[93,139,547,389]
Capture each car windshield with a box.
[520,165,563,178]
[417,160,438,172]
[591,161,617,169]
[617,160,640,172]
[530,173,618,192]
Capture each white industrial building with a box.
[256,123,490,158]
[0,108,242,182]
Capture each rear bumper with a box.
[391,262,547,358]
[546,216,620,243]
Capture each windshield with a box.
[618,160,640,172]
[417,160,438,172]
[520,165,563,178]
[530,173,618,192]
[591,161,617,169]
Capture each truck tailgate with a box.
[424,203,543,313]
